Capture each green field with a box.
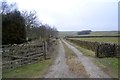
[78,31,119,36]
[59,31,119,37]
[59,31,77,37]
[69,37,118,43]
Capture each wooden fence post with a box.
[43,41,47,60]
[95,45,99,57]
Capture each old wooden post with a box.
[43,41,47,60]
[95,45,99,57]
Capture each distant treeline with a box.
[77,30,92,35]
[1,1,58,45]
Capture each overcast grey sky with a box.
[7,0,119,31]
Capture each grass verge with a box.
[3,59,51,78]
[94,57,118,78]
[65,39,118,78]
[62,41,89,78]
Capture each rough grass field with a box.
[79,31,119,36]
[69,37,118,43]
[59,31,77,37]
[59,31,119,37]
[66,40,118,78]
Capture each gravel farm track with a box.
[44,39,110,78]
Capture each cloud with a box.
[7,0,118,31]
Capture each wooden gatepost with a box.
[43,41,47,60]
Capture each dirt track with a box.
[44,40,76,78]
[44,39,110,78]
[62,39,110,78]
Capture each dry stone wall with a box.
[67,39,119,58]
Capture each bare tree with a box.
[0,1,17,14]
[21,10,41,39]
[21,10,41,28]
